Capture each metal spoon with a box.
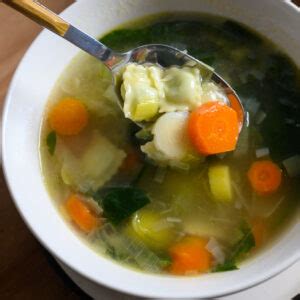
[2,0,244,129]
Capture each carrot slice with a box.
[251,218,267,248]
[168,236,212,275]
[247,160,282,196]
[65,194,100,233]
[188,101,239,155]
[49,98,88,136]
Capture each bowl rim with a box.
[2,0,300,298]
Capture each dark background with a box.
[0,0,300,299]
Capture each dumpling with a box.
[60,132,126,192]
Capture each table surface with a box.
[0,1,300,299]
[0,1,91,299]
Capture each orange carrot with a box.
[49,98,88,136]
[168,236,212,275]
[188,101,239,155]
[251,218,267,248]
[65,194,100,233]
[247,160,282,195]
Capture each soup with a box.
[40,14,300,276]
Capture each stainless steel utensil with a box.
[2,0,244,128]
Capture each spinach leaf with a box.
[214,223,255,272]
[46,131,56,155]
[98,187,150,225]
[232,224,255,258]
[214,260,238,272]
[221,20,262,44]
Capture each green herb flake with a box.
[214,223,255,272]
[100,187,150,225]
[46,131,57,155]
[159,255,172,268]
[214,260,238,272]
[135,128,153,142]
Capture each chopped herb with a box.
[97,187,150,225]
[214,260,238,272]
[135,128,153,143]
[232,223,256,258]
[46,131,56,155]
[158,254,172,268]
[214,223,255,272]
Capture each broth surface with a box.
[40,13,300,275]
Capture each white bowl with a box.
[2,0,300,298]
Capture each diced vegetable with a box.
[46,131,56,155]
[169,236,213,275]
[282,155,300,177]
[188,101,239,155]
[255,147,270,158]
[65,194,100,233]
[214,223,255,272]
[208,165,232,202]
[133,102,159,121]
[247,160,282,195]
[130,209,176,249]
[49,98,88,135]
[205,237,225,264]
[98,187,150,225]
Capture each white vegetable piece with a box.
[141,112,202,166]
[283,155,300,177]
[255,147,270,158]
[205,237,225,264]
[152,112,195,161]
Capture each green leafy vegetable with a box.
[214,260,238,272]
[214,223,255,272]
[135,128,153,143]
[46,131,56,155]
[221,20,262,44]
[96,187,150,225]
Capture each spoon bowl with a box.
[2,0,244,129]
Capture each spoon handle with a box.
[2,0,69,35]
[2,0,116,67]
